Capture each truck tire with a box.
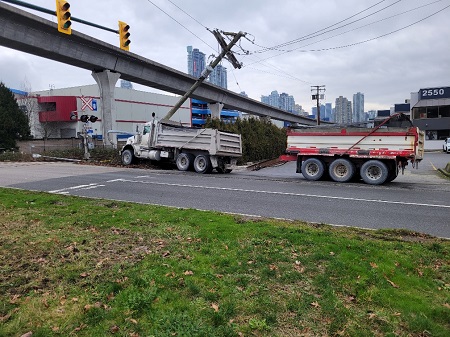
[121,149,135,166]
[329,158,355,183]
[301,158,325,181]
[194,154,212,174]
[176,153,194,171]
[360,160,389,185]
[386,164,398,182]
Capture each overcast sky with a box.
[1,0,449,112]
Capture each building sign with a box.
[419,87,450,100]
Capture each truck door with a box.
[141,125,151,148]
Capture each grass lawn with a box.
[0,188,449,337]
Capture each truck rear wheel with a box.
[121,149,135,166]
[360,160,389,185]
[194,154,212,174]
[176,153,194,171]
[329,158,355,183]
[301,158,325,181]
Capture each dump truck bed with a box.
[154,123,242,157]
[286,126,424,161]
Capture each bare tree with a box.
[19,79,58,140]
[19,78,39,138]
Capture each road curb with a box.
[438,162,450,177]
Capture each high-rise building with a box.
[187,46,227,89]
[262,90,277,107]
[209,64,227,89]
[187,46,205,78]
[324,103,333,121]
[279,92,295,112]
[335,96,352,124]
[312,103,333,121]
[353,92,365,123]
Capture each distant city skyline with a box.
[261,90,296,113]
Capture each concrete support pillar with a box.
[92,70,120,147]
[208,102,224,119]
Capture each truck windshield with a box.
[143,126,151,135]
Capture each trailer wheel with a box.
[121,149,135,166]
[386,163,399,182]
[360,160,389,185]
[329,158,355,183]
[301,158,325,181]
[176,153,194,171]
[194,154,212,174]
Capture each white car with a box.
[443,137,450,153]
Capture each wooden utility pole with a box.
[311,85,326,125]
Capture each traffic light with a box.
[118,21,131,51]
[80,115,89,123]
[89,115,98,123]
[70,111,77,120]
[55,0,72,35]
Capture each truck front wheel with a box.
[176,153,194,171]
[121,149,135,166]
[329,158,355,183]
[194,154,212,174]
[360,160,389,185]
[301,158,325,181]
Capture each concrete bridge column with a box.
[208,102,224,119]
[92,70,121,147]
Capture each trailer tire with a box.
[360,160,389,185]
[194,154,212,174]
[329,158,355,183]
[301,158,325,181]
[176,153,194,171]
[121,149,135,166]
[386,164,399,182]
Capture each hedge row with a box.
[205,116,287,163]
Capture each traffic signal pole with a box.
[162,30,246,122]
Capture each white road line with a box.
[112,178,450,209]
[49,183,104,193]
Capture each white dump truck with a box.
[120,117,242,173]
[281,113,425,185]
[120,30,246,174]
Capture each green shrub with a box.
[205,117,287,163]
[0,151,34,162]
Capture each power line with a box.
[250,0,395,53]
[295,4,450,53]
[145,0,215,51]
[244,1,449,66]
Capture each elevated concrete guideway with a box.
[0,2,318,125]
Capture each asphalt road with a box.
[1,152,449,238]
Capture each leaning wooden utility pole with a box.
[162,30,246,122]
[311,85,326,125]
